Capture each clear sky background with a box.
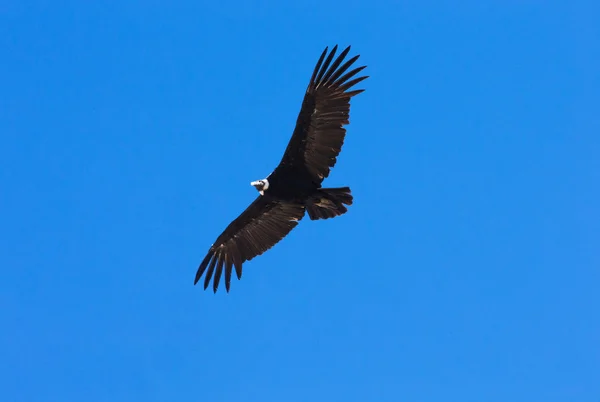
[1,1,598,401]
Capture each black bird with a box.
[195,45,368,293]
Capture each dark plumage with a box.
[195,45,368,292]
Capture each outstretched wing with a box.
[278,45,368,184]
[195,196,305,293]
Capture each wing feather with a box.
[224,253,233,292]
[203,253,218,290]
[195,196,305,292]
[212,252,225,293]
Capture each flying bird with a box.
[195,45,368,293]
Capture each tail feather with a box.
[306,187,353,220]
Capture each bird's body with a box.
[195,45,368,292]
[265,167,317,200]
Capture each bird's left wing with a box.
[195,196,305,293]
[277,45,368,184]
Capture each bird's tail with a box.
[306,187,353,220]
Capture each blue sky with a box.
[1,1,598,401]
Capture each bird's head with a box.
[250,179,269,195]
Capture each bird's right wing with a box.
[195,196,305,293]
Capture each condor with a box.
[195,45,368,292]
